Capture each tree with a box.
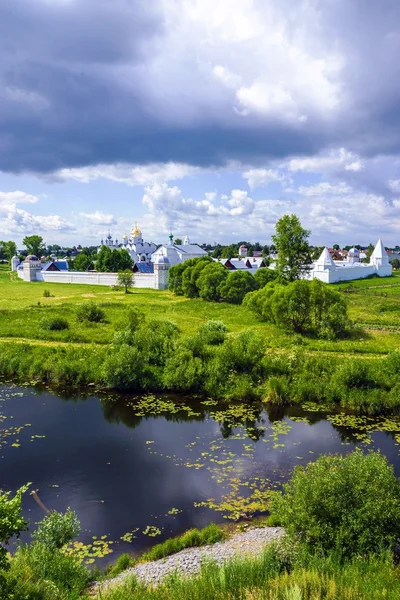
[269,450,400,558]
[73,253,94,271]
[0,240,17,262]
[218,270,257,304]
[22,235,45,257]
[244,278,350,338]
[392,258,400,270]
[197,262,228,301]
[174,238,182,245]
[0,485,29,571]
[96,246,133,272]
[221,244,238,259]
[271,215,312,281]
[254,267,277,288]
[117,270,134,293]
[333,243,340,250]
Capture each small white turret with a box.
[183,235,190,246]
[154,254,170,290]
[315,247,335,271]
[11,255,20,272]
[347,247,360,264]
[370,239,389,268]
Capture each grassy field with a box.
[2,267,400,355]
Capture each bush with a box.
[198,320,228,345]
[76,301,106,323]
[43,289,52,298]
[107,553,134,578]
[141,523,224,562]
[218,270,257,304]
[163,348,204,391]
[254,267,278,288]
[197,262,228,301]
[102,345,145,390]
[32,508,80,549]
[269,450,400,558]
[40,316,69,331]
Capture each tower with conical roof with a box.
[315,247,336,272]
[370,239,389,268]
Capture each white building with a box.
[310,240,392,283]
[99,223,157,263]
[238,245,248,258]
[152,234,208,266]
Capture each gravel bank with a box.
[95,526,284,595]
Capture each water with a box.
[1,383,400,564]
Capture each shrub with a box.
[198,320,228,345]
[43,289,52,298]
[102,345,144,390]
[218,270,257,304]
[32,508,80,549]
[140,524,224,563]
[40,316,69,331]
[197,262,228,301]
[163,348,204,392]
[76,301,106,323]
[107,553,134,578]
[133,320,179,366]
[254,267,278,288]
[269,450,400,558]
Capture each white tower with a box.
[23,255,42,282]
[183,235,190,246]
[315,247,336,272]
[154,255,170,290]
[370,239,389,268]
[11,255,20,272]
[347,247,360,264]
[238,245,248,258]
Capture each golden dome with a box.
[131,221,142,236]
[123,234,128,239]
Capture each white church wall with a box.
[40,271,155,288]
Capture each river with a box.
[2,383,400,564]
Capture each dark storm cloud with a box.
[0,0,400,173]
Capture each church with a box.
[151,234,208,266]
[99,223,157,263]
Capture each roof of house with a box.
[133,262,154,274]
[174,244,207,255]
[41,261,60,271]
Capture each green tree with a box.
[0,484,29,571]
[0,240,17,262]
[254,267,278,288]
[96,246,132,272]
[174,238,182,245]
[117,270,134,293]
[32,508,80,549]
[73,253,94,271]
[271,214,312,281]
[221,244,238,259]
[269,450,400,558]
[218,270,257,304]
[197,262,228,301]
[168,263,187,295]
[22,235,45,257]
[333,243,340,250]
[391,258,400,269]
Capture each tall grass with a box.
[97,547,400,600]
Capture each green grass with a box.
[96,547,400,600]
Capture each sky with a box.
[1,0,400,248]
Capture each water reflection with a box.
[1,384,400,564]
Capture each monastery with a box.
[99,223,157,263]
[309,240,392,283]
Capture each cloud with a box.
[52,163,202,186]
[0,190,39,204]
[1,0,400,173]
[79,211,117,225]
[243,168,287,189]
[286,148,364,175]
[297,182,352,196]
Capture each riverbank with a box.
[2,268,400,414]
[94,526,285,595]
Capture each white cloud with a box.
[0,204,75,235]
[52,162,202,186]
[297,182,352,196]
[212,65,242,88]
[243,168,286,189]
[287,148,364,174]
[79,211,117,225]
[0,190,39,205]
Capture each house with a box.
[151,234,208,267]
[41,260,69,272]
[133,262,154,274]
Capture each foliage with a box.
[76,301,106,323]
[43,288,52,298]
[245,279,351,338]
[22,235,45,257]
[254,267,278,288]
[271,214,312,281]
[40,316,69,331]
[73,253,94,271]
[140,523,225,562]
[0,484,29,572]
[96,246,133,273]
[106,553,134,578]
[162,348,204,391]
[102,345,145,390]
[198,320,228,345]
[269,450,400,557]
[117,270,134,293]
[197,262,228,301]
[168,263,187,295]
[219,270,257,304]
[0,240,17,262]
[32,508,80,549]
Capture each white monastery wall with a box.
[18,269,155,288]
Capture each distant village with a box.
[6,221,400,288]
